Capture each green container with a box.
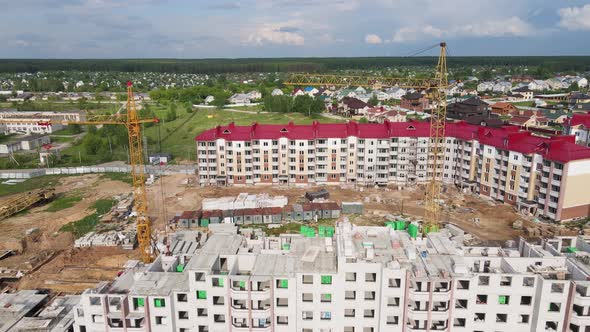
[396,221,406,230]
[239,281,246,289]
[385,221,395,229]
[176,264,184,272]
[306,229,315,238]
[200,219,209,227]
[282,243,291,250]
[408,224,419,238]
[300,225,307,233]
[567,247,578,253]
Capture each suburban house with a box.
[492,81,512,93]
[228,93,251,104]
[365,107,407,123]
[566,76,588,88]
[292,88,305,97]
[271,88,284,96]
[476,81,494,92]
[528,80,550,91]
[303,86,319,96]
[400,92,428,112]
[204,95,215,104]
[446,96,490,120]
[512,86,534,100]
[541,108,571,125]
[566,112,590,147]
[464,115,504,127]
[570,93,590,105]
[572,102,590,113]
[385,87,407,100]
[545,78,570,90]
[491,102,519,116]
[338,97,370,116]
[246,90,262,100]
[508,110,550,128]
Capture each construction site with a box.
[0,45,588,332]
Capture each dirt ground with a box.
[146,174,525,241]
[1,173,527,294]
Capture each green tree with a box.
[165,103,178,121]
[359,117,369,123]
[567,82,580,92]
[368,95,379,107]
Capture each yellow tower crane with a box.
[0,82,158,262]
[284,42,448,229]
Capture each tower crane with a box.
[284,42,448,230]
[0,82,158,262]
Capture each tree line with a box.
[1,56,589,74]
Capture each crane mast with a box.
[0,82,157,262]
[284,42,449,229]
[126,82,153,263]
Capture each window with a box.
[212,278,224,287]
[196,290,207,300]
[277,279,288,288]
[302,275,313,284]
[549,302,561,312]
[476,294,488,304]
[498,295,509,305]
[320,311,332,320]
[520,296,532,306]
[179,311,189,320]
[389,278,401,288]
[523,277,534,287]
[364,291,376,301]
[132,298,144,309]
[276,298,288,307]
[154,298,166,308]
[519,314,530,323]
[302,311,313,320]
[455,299,468,309]
[155,316,167,325]
[321,275,332,284]
[457,280,470,290]
[176,293,187,302]
[276,316,288,325]
[551,283,564,293]
[500,276,512,286]
[454,318,466,327]
[345,291,356,300]
[213,296,224,306]
[387,297,400,307]
[346,272,356,282]
[363,309,375,318]
[496,313,507,323]
[478,276,489,286]
[213,314,225,323]
[474,313,485,322]
[197,308,207,317]
[365,273,377,282]
[321,293,332,303]
[302,293,313,302]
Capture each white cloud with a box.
[364,34,382,44]
[245,24,304,46]
[558,4,590,31]
[390,16,532,42]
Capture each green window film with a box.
[154,298,165,308]
[135,298,145,307]
[321,275,332,284]
[279,279,288,288]
[197,290,207,299]
[498,296,506,304]
[239,281,246,288]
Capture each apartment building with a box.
[0,109,82,134]
[195,121,590,222]
[73,223,590,332]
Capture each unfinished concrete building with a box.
[73,223,590,332]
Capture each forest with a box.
[1,56,589,74]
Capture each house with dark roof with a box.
[400,92,428,112]
[446,97,490,120]
[338,97,369,116]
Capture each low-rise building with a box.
[400,92,428,112]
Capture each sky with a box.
[1,0,590,58]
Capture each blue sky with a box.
[1,0,590,58]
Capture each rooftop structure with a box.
[73,225,590,332]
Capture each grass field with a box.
[142,107,343,160]
[45,192,83,212]
[0,175,64,197]
[59,198,117,237]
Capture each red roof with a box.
[571,112,590,128]
[195,121,590,162]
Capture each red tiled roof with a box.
[195,121,590,162]
[571,112,590,128]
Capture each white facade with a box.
[74,226,590,332]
